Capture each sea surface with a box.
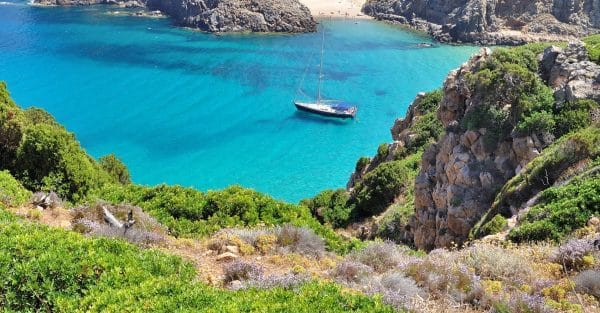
[0,1,479,202]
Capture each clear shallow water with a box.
[0,1,479,202]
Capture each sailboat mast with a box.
[317,28,325,103]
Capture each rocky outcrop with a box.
[410,43,599,250]
[347,91,437,189]
[542,42,600,104]
[33,0,317,33]
[146,0,316,33]
[362,0,600,45]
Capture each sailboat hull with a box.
[294,101,356,119]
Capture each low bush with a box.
[509,173,600,243]
[554,99,598,137]
[0,170,31,207]
[350,153,421,216]
[333,260,374,284]
[275,224,326,258]
[0,214,396,312]
[414,89,442,113]
[374,272,426,311]
[551,238,596,271]
[223,260,264,284]
[406,248,482,303]
[574,270,600,299]
[348,241,404,273]
[99,154,131,184]
[461,244,533,283]
[90,184,358,254]
[479,214,508,236]
[300,188,352,228]
[238,273,310,290]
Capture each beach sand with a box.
[299,0,370,19]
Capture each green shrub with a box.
[99,154,131,184]
[301,189,352,228]
[0,216,394,312]
[462,46,556,145]
[408,112,443,152]
[583,34,600,64]
[351,152,421,216]
[508,174,600,243]
[24,107,62,127]
[479,214,508,236]
[355,157,370,172]
[373,193,414,243]
[0,170,31,207]
[554,99,598,137]
[515,111,555,135]
[474,127,600,238]
[0,82,121,201]
[461,104,511,148]
[13,123,113,201]
[377,143,389,159]
[90,184,358,254]
[415,89,442,113]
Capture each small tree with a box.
[99,154,131,184]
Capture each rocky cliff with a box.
[345,42,599,250]
[33,0,316,33]
[413,43,599,250]
[362,0,600,45]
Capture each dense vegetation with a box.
[0,208,394,312]
[0,82,119,202]
[0,170,31,207]
[509,172,600,243]
[302,89,441,241]
[473,126,600,239]
[90,183,359,253]
[349,152,421,217]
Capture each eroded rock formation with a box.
[362,0,600,45]
[411,43,599,250]
[34,0,317,33]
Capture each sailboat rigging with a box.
[294,29,357,119]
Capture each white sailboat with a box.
[294,29,357,119]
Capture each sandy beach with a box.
[299,0,370,19]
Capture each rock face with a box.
[146,0,316,32]
[542,42,600,104]
[410,44,599,250]
[362,0,600,44]
[33,0,317,33]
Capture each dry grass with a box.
[8,200,600,312]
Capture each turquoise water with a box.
[0,1,478,202]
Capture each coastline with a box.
[299,0,370,20]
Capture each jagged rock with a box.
[216,252,238,261]
[362,0,600,45]
[412,49,553,250]
[34,0,316,33]
[543,42,600,104]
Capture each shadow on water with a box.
[289,111,354,126]
[56,42,360,91]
